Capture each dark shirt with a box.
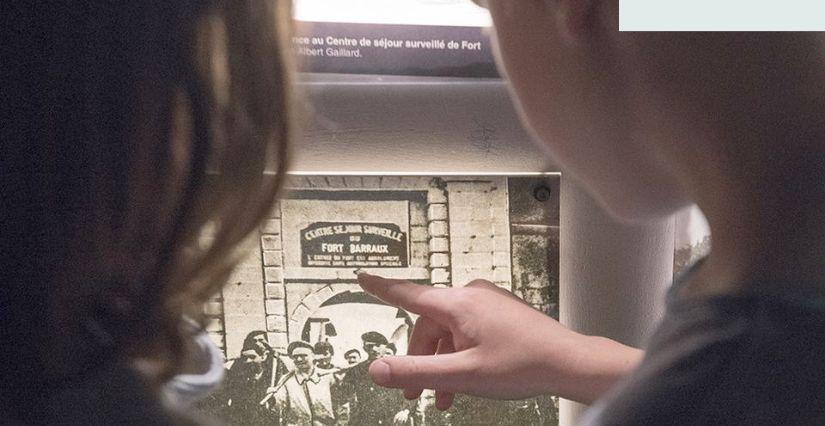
[337,360,409,425]
[9,362,205,425]
[583,263,825,425]
[201,356,287,425]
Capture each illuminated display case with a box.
[196,2,710,424]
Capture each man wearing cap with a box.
[381,343,397,358]
[211,331,287,425]
[337,331,413,425]
[266,341,336,425]
[343,349,361,366]
[313,341,340,376]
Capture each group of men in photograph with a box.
[200,330,420,425]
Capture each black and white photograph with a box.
[196,175,561,425]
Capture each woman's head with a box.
[2,0,294,412]
[476,1,825,223]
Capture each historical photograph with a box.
[196,175,560,425]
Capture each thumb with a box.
[369,352,478,394]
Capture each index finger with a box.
[357,273,454,322]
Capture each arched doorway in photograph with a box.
[300,290,413,367]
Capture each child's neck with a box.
[685,152,825,300]
[678,74,825,300]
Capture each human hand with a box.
[357,273,642,409]
[392,408,410,425]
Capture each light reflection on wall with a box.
[294,0,492,27]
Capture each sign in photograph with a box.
[301,222,409,267]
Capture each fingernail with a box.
[354,269,367,276]
[370,360,391,385]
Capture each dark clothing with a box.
[435,395,551,426]
[9,362,204,425]
[584,263,825,425]
[337,360,409,425]
[208,356,287,426]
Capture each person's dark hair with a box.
[344,349,361,358]
[313,341,334,355]
[242,331,269,353]
[2,0,294,416]
[287,341,315,355]
[361,331,389,345]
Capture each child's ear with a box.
[554,0,598,45]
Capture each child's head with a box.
[2,0,293,412]
[477,1,825,222]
